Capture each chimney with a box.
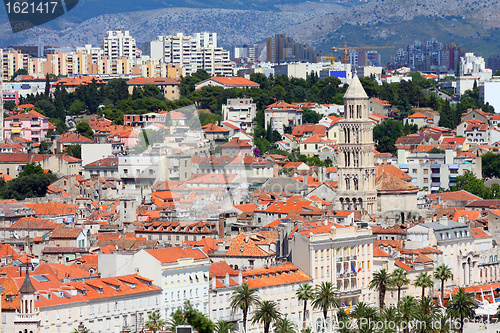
[245,232,249,243]
[237,271,242,285]
[224,273,230,287]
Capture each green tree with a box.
[0,173,56,200]
[398,296,418,333]
[68,100,86,115]
[351,302,379,333]
[251,300,281,333]
[11,68,28,81]
[427,147,445,154]
[446,288,477,333]
[38,141,51,154]
[230,283,260,333]
[302,108,322,124]
[3,100,16,111]
[214,320,235,333]
[376,136,397,155]
[434,264,453,306]
[273,317,297,333]
[481,152,500,179]
[145,311,167,333]
[18,162,44,177]
[76,121,94,139]
[65,145,82,159]
[311,281,339,323]
[451,170,490,199]
[380,306,401,333]
[198,112,222,126]
[296,283,314,330]
[369,268,392,309]
[391,268,410,302]
[414,272,434,298]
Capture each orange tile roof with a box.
[427,190,481,203]
[242,263,312,289]
[185,238,220,254]
[202,123,230,133]
[226,232,278,257]
[470,227,490,238]
[144,247,208,264]
[210,262,239,278]
[221,138,252,148]
[233,203,257,213]
[4,217,57,230]
[57,132,93,144]
[52,76,105,86]
[6,109,47,120]
[25,202,79,216]
[451,210,481,222]
[373,247,390,257]
[209,77,259,87]
[395,260,412,271]
[408,112,431,119]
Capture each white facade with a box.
[102,30,136,60]
[148,33,232,76]
[397,149,482,192]
[98,248,211,320]
[222,99,257,132]
[480,80,500,113]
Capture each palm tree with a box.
[369,268,393,309]
[414,272,434,299]
[145,311,167,333]
[434,264,453,306]
[273,317,297,333]
[351,302,379,333]
[214,320,236,333]
[230,283,260,333]
[251,300,282,333]
[311,281,340,324]
[391,268,410,303]
[446,288,477,333]
[380,306,401,333]
[398,296,418,333]
[296,283,314,330]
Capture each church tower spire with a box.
[335,76,377,214]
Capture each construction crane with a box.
[321,52,337,66]
[332,42,396,65]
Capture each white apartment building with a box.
[102,29,137,60]
[396,149,482,192]
[3,270,162,333]
[289,220,375,306]
[221,98,257,133]
[208,262,313,332]
[98,247,211,319]
[147,32,232,76]
[457,52,493,96]
[264,101,303,134]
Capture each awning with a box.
[431,187,440,191]
[11,129,21,133]
[400,164,409,169]
[449,164,459,169]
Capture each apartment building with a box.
[396,149,482,192]
[4,110,52,142]
[289,220,374,306]
[99,247,211,319]
[102,29,137,60]
[2,270,162,333]
[264,101,303,134]
[146,32,233,76]
[221,98,257,133]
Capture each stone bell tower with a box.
[335,76,377,214]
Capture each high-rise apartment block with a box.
[145,32,233,76]
[102,29,137,60]
[266,34,320,64]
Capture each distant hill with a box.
[0,0,499,59]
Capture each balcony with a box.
[339,289,362,297]
[30,121,40,127]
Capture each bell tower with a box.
[335,76,377,214]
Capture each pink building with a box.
[4,110,53,142]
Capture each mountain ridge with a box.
[0,0,499,58]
